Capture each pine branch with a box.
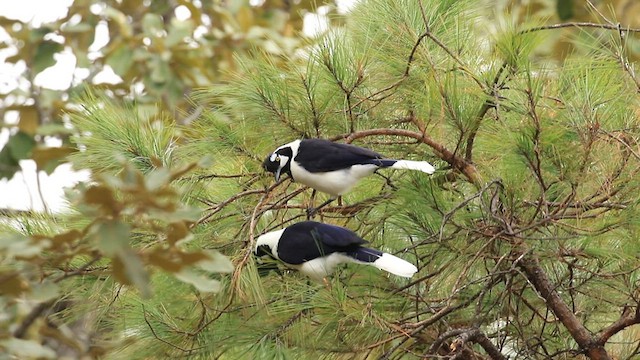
[333,127,480,184]
[517,250,611,360]
[431,327,507,360]
[597,306,640,345]
[519,22,640,35]
[142,305,201,354]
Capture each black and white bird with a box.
[254,221,418,282]
[263,138,436,198]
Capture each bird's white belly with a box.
[291,253,353,282]
[290,163,378,197]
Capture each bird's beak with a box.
[274,167,282,182]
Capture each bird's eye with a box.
[275,156,281,162]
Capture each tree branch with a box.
[334,128,480,184]
[517,251,611,360]
[450,328,508,360]
[519,22,640,35]
[597,306,640,345]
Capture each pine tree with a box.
[4,0,640,359]
[181,0,640,358]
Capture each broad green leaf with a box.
[174,269,222,292]
[166,19,193,47]
[0,131,34,178]
[145,167,171,191]
[32,146,76,174]
[142,13,164,36]
[0,233,48,258]
[1,338,56,359]
[94,220,130,256]
[7,131,36,161]
[197,156,214,168]
[150,56,171,83]
[150,206,202,223]
[0,146,21,180]
[31,282,60,302]
[197,250,234,273]
[36,123,75,136]
[106,45,134,75]
[166,221,189,245]
[84,186,119,214]
[61,22,93,33]
[117,249,152,298]
[33,40,63,74]
[18,107,39,135]
[556,0,574,21]
[28,27,50,42]
[0,271,29,295]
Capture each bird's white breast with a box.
[290,162,378,197]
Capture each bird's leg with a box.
[306,189,317,220]
[306,197,336,219]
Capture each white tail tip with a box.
[391,160,435,174]
[373,253,418,278]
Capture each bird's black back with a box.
[295,139,387,173]
[276,221,369,264]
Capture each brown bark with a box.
[518,252,611,360]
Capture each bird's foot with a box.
[306,197,336,219]
[306,206,318,219]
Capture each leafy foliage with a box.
[0,0,342,180]
[0,148,232,358]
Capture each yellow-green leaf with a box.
[18,107,39,135]
[174,269,221,293]
[33,40,63,74]
[94,220,130,256]
[7,131,35,161]
[166,222,189,245]
[84,186,119,215]
[117,250,152,298]
[197,250,234,273]
[32,146,76,174]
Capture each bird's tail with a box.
[349,248,418,278]
[377,159,435,174]
[391,160,436,174]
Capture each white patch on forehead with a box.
[270,153,278,162]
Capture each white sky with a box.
[0,0,356,213]
[0,0,89,213]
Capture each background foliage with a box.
[2,0,640,359]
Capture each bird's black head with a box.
[263,143,295,181]
[254,244,281,277]
[255,244,274,257]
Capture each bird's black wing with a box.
[295,139,385,173]
[310,222,368,247]
[276,221,367,264]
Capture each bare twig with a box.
[142,305,200,354]
[519,22,640,35]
